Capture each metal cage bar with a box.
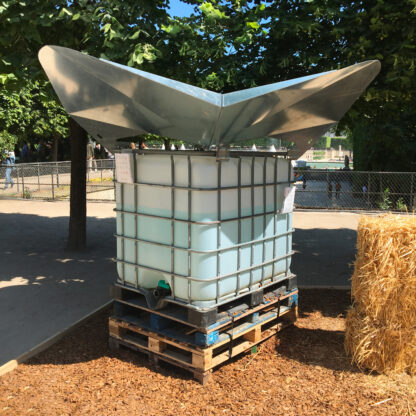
[261,157,267,284]
[216,160,222,304]
[187,155,192,303]
[116,251,294,283]
[115,229,294,254]
[170,155,176,300]
[249,156,255,292]
[133,155,139,288]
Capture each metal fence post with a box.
[326,170,330,207]
[51,169,55,199]
[367,172,371,207]
[21,165,25,195]
[56,162,59,187]
[16,166,20,192]
[100,159,103,182]
[411,173,415,209]
[379,172,382,204]
[37,163,41,191]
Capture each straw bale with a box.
[345,308,416,375]
[351,214,416,326]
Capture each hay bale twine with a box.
[345,214,416,374]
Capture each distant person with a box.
[344,155,350,169]
[2,151,15,189]
[21,142,30,163]
[335,182,341,200]
[14,144,20,160]
[327,182,333,199]
[362,185,367,198]
[139,138,147,150]
[94,143,106,159]
[302,177,307,189]
[30,143,37,162]
[87,140,95,172]
[37,140,47,162]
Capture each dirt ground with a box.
[1,289,415,416]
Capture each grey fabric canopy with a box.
[39,45,380,157]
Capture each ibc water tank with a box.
[115,150,294,309]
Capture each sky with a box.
[168,0,196,17]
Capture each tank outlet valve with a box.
[153,280,172,299]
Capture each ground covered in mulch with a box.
[1,289,415,415]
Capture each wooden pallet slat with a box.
[109,305,297,384]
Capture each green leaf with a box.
[58,8,72,18]
[130,30,141,40]
[246,21,260,30]
[199,2,227,20]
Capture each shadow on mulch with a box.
[275,325,358,373]
[297,288,351,319]
[25,306,194,382]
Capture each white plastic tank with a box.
[115,150,294,308]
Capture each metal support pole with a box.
[411,173,414,209]
[56,162,59,187]
[16,166,20,192]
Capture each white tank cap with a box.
[171,144,176,150]
[161,143,165,150]
[269,144,276,152]
[251,144,257,151]
[180,143,186,150]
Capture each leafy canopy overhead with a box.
[1,0,415,169]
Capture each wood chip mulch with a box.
[1,289,415,415]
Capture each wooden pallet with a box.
[109,304,298,384]
[113,288,298,346]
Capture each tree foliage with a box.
[1,0,416,170]
[0,0,170,154]
[257,0,416,170]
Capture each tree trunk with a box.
[51,135,58,161]
[67,118,87,250]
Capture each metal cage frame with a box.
[115,150,295,310]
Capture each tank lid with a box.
[39,45,380,158]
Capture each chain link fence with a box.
[0,159,115,201]
[294,170,416,211]
[2,161,415,211]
